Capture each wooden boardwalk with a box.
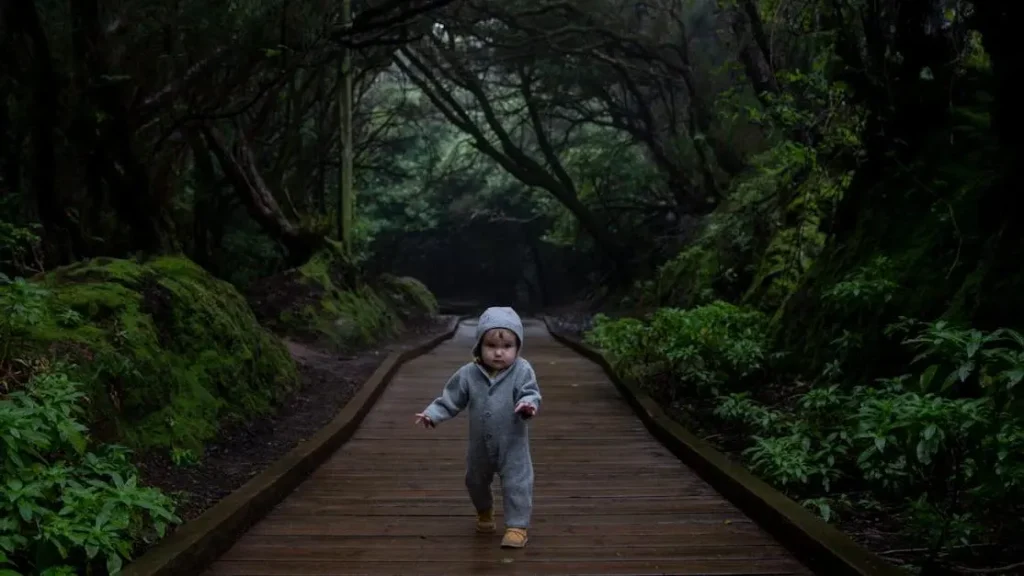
[203,318,810,575]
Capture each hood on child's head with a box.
[473,306,524,357]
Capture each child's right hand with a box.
[414,413,434,429]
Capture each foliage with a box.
[628,65,863,315]
[626,244,723,310]
[374,274,439,320]
[585,305,1024,560]
[735,320,1022,552]
[2,0,451,267]
[0,256,299,454]
[545,127,668,252]
[585,302,770,400]
[0,211,42,280]
[0,370,180,575]
[218,219,289,291]
[249,242,439,349]
[769,94,1005,384]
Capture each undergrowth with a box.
[583,35,1022,573]
[0,367,180,575]
[0,270,182,573]
[1,259,185,575]
[585,303,1024,571]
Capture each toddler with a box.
[415,307,541,548]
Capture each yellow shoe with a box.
[476,509,495,533]
[501,527,528,548]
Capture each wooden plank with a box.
[200,318,810,575]
[204,558,806,576]
[268,500,744,516]
[242,515,763,537]
[216,533,775,549]
[282,486,732,497]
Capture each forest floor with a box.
[134,315,455,524]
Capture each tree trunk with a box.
[670,19,745,177]
[4,0,84,264]
[830,0,956,240]
[729,0,779,105]
[527,234,549,308]
[969,0,1024,328]
[202,125,324,265]
[71,0,167,255]
[338,0,355,250]
[186,130,218,268]
[0,83,20,199]
[315,68,330,214]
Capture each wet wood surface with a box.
[204,319,810,575]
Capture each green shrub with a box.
[713,320,1024,551]
[586,296,1024,555]
[0,370,179,575]
[374,274,439,319]
[584,301,770,399]
[249,243,438,349]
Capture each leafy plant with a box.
[585,302,770,400]
[0,371,180,575]
[0,279,51,376]
[592,304,1024,557]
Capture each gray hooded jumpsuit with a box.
[420,307,542,529]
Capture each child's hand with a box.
[414,413,435,428]
[514,402,536,419]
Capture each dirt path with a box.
[135,315,455,524]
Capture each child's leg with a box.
[498,441,534,547]
[464,455,495,518]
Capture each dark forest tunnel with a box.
[371,217,601,314]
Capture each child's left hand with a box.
[514,402,536,418]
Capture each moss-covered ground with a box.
[247,241,438,350]
[2,255,299,453]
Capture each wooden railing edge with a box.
[540,315,902,576]
[122,314,469,576]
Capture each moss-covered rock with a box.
[247,241,438,349]
[2,255,299,452]
[374,274,439,319]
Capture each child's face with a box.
[479,328,518,370]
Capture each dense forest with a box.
[1,0,1021,574]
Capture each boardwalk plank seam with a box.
[541,315,901,576]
